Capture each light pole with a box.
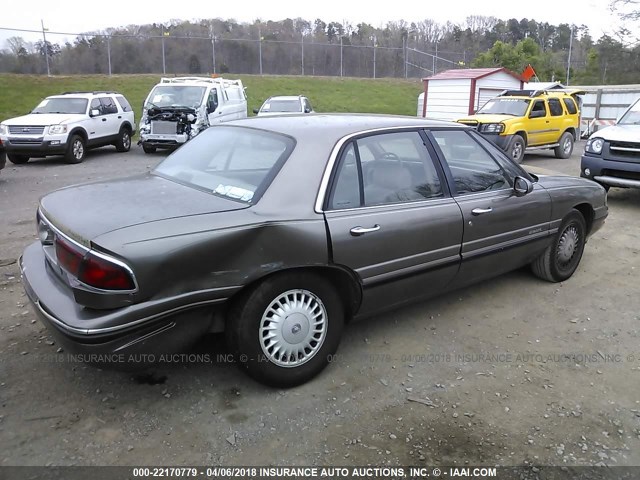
[40,19,50,77]
[107,35,112,76]
[372,35,377,79]
[258,28,263,75]
[210,25,216,74]
[566,25,574,86]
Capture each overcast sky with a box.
[0,0,621,47]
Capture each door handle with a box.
[471,207,492,215]
[350,225,381,236]
[102,118,107,122]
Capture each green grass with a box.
[0,74,422,122]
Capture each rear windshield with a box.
[32,97,88,115]
[477,98,530,116]
[154,126,295,203]
[261,99,302,113]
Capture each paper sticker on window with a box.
[214,184,254,202]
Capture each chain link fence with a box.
[0,27,467,78]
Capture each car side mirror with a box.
[529,110,545,119]
[90,109,100,117]
[253,108,260,114]
[514,176,534,196]
[304,107,312,113]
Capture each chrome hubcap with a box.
[123,133,130,149]
[557,225,579,264]
[73,141,84,159]
[563,138,572,154]
[259,289,327,368]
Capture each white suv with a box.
[0,91,136,164]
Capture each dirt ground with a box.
[1,141,639,469]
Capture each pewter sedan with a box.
[20,114,607,386]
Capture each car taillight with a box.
[55,235,135,291]
[55,236,83,276]
[78,253,135,291]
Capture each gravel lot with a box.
[1,141,639,468]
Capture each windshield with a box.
[154,126,295,203]
[145,86,206,109]
[618,98,640,125]
[261,99,302,113]
[32,97,88,114]
[477,98,530,116]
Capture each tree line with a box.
[0,14,638,84]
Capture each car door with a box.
[99,97,120,139]
[526,99,553,146]
[87,98,108,143]
[323,130,464,316]
[206,88,223,123]
[547,97,566,143]
[428,129,552,289]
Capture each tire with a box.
[7,154,29,164]
[142,143,156,154]
[531,209,587,282]
[554,132,574,159]
[226,272,345,387]
[507,134,525,164]
[115,126,131,152]
[65,134,86,164]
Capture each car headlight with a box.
[586,137,604,154]
[48,125,68,135]
[479,123,505,134]
[0,124,7,135]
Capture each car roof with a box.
[267,95,304,101]
[228,113,465,140]
[47,92,121,99]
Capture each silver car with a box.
[254,95,314,116]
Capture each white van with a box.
[139,76,247,153]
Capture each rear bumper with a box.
[581,154,640,188]
[20,242,238,365]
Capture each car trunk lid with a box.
[39,173,249,245]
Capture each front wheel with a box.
[115,127,131,152]
[142,143,156,154]
[7,154,29,164]
[554,132,574,159]
[65,135,86,164]
[226,272,345,387]
[531,210,587,282]
[507,135,526,164]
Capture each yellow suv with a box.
[457,90,581,163]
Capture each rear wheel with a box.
[507,134,525,164]
[142,143,156,154]
[7,154,29,164]
[531,209,586,282]
[554,132,574,159]
[65,135,86,164]
[226,272,344,387]
[115,127,131,152]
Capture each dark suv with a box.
[581,96,640,190]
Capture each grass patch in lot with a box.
[0,74,422,122]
